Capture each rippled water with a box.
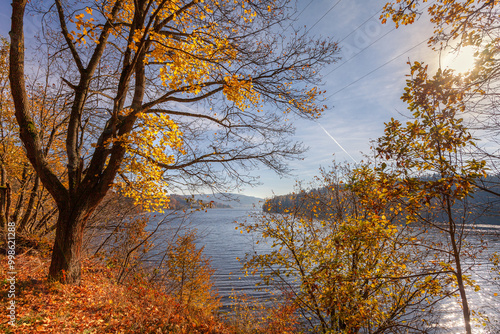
[158,208,500,332]
[183,209,271,304]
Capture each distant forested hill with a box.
[169,193,263,210]
[192,193,264,209]
[263,175,500,225]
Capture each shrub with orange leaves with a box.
[0,250,231,334]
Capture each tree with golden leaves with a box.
[9,0,338,284]
[0,37,15,231]
[1,37,68,236]
[242,163,450,333]
[382,0,500,191]
[379,2,499,331]
[374,62,487,334]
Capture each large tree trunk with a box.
[9,0,113,285]
[48,204,90,284]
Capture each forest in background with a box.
[263,174,500,223]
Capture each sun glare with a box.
[441,47,477,74]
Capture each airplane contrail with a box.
[316,122,358,164]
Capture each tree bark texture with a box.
[48,206,87,284]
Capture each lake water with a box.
[156,208,500,333]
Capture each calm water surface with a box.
[158,208,500,333]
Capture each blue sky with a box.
[244,0,441,198]
[1,0,475,199]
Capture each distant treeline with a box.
[263,175,500,223]
[262,183,354,220]
[262,188,328,214]
[168,195,232,210]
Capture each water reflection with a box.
[155,208,500,332]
